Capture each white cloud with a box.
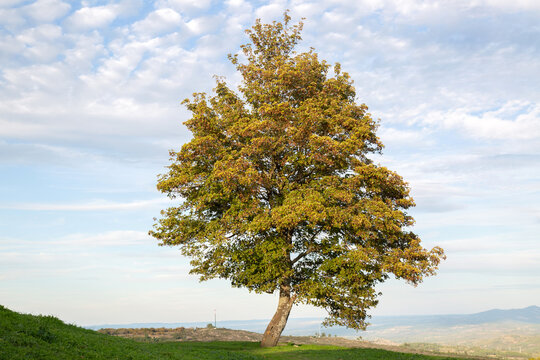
[17,23,62,42]
[53,230,150,247]
[0,231,150,252]
[224,0,253,21]
[0,141,103,166]
[63,31,107,70]
[481,0,540,12]
[443,249,540,274]
[112,0,143,18]
[378,126,431,147]
[64,5,118,31]
[158,0,213,13]
[345,0,540,25]
[409,181,467,213]
[0,34,193,143]
[131,8,184,37]
[0,33,26,63]
[437,234,537,254]
[185,15,223,35]
[1,198,170,211]
[0,0,27,7]
[424,101,540,141]
[255,0,287,22]
[15,24,64,62]
[23,0,71,22]
[289,2,321,20]
[226,0,248,9]
[0,8,25,31]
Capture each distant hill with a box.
[466,305,540,323]
[367,305,540,329]
[85,305,540,334]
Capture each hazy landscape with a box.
[86,305,540,359]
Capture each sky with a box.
[1,0,539,328]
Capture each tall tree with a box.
[150,13,445,347]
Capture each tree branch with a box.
[291,229,322,265]
[291,250,311,265]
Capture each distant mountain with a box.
[467,305,540,323]
[369,305,540,328]
[85,305,540,335]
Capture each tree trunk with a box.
[260,285,296,347]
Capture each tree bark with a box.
[260,285,296,347]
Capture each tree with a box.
[150,13,445,348]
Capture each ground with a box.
[98,326,496,359]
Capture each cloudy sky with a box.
[1,0,539,327]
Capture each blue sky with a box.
[1,0,539,327]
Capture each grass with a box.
[1,305,469,360]
[254,344,471,359]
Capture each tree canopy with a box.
[150,13,445,347]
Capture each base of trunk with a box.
[260,288,295,347]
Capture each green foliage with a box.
[150,13,445,330]
[0,305,470,360]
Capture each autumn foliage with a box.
[150,13,445,347]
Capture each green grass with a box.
[0,305,469,360]
[253,344,471,359]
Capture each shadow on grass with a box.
[254,345,469,360]
[176,342,469,360]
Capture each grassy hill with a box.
[0,305,474,360]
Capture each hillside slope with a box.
[0,305,258,360]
